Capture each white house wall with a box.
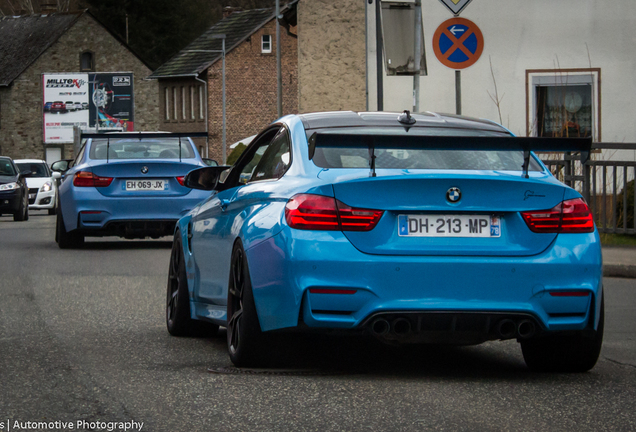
[367,0,636,162]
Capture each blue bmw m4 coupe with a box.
[52,133,213,248]
[167,111,602,372]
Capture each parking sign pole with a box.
[455,70,461,115]
[413,0,422,113]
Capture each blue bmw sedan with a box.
[52,133,213,248]
[167,111,602,372]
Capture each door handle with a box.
[220,199,230,211]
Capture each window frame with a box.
[261,34,272,54]
[164,87,170,120]
[198,86,205,120]
[172,87,178,122]
[79,50,95,72]
[190,86,196,120]
[526,68,601,141]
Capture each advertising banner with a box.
[42,73,89,143]
[42,72,135,143]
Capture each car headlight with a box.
[0,182,19,191]
[40,181,53,192]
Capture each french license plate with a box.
[125,179,165,191]
[398,214,501,237]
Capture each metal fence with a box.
[540,143,636,235]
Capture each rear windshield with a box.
[310,128,542,172]
[16,162,51,178]
[89,138,196,160]
[0,160,16,176]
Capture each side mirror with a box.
[184,166,231,191]
[51,159,72,173]
[202,158,219,167]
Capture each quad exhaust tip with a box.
[517,319,536,339]
[496,319,517,339]
[371,318,390,335]
[392,318,411,335]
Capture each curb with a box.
[604,265,636,279]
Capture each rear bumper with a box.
[60,187,210,236]
[246,228,603,335]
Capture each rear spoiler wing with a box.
[81,132,208,163]
[307,133,592,178]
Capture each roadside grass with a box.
[599,233,636,247]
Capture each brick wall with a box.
[297,0,366,113]
[0,13,159,160]
[205,19,298,163]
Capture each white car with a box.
[14,159,58,215]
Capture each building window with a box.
[80,51,94,71]
[164,87,170,120]
[173,87,178,121]
[261,35,272,54]
[181,87,186,120]
[199,86,204,119]
[190,86,195,120]
[527,69,600,141]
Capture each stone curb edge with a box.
[604,265,636,279]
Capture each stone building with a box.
[0,11,159,162]
[296,0,366,113]
[149,4,298,164]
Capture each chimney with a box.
[223,6,242,18]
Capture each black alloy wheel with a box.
[55,207,84,249]
[13,193,28,221]
[227,241,272,367]
[521,292,604,373]
[166,234,218,337]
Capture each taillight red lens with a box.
[285,194,383,232]
[176,176,185,186]
[73,171,113,187]
[521,198,594,233]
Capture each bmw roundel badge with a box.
[446,187,461,203]
[141,166,149,174]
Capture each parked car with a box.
[166,111,602,373]
[0,156,29,221]
[14,159,58,215]
[81,102,89,110]
[50,101,66,114]
[43,102,53,112]
[51,132,215,248]
[66,101,76,111]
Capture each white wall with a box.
[367,0,636,162]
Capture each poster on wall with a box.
[42,72,135,144]
[88,73,135,131]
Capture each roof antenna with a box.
[397,110,416,125]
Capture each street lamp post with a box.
[186,33,227,164]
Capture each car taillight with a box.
[285,194,383,232]
[521,198,594,233]
[73,171,113,187]
[176,176,186,186]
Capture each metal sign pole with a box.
[375,0,383,111]
[413,0,422,112]
[276,0,282,118]
[222,37,227,165]
[455,70,461,115]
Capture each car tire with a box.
[48,207,56,216]
[166,234,219,337]
[521,292,604,373]
[56,208,84,249]
[13,194,28,221]
[227,240,273,367]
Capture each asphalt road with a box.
[1,214,635,432]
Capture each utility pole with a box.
[413,0,422,112]
[374,0,383,111]
[276,0,282,118]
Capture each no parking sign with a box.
[433,18,484,70]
